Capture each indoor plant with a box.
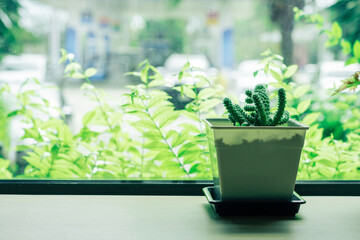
[205,84,309,201]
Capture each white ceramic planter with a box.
[205,118,309,201]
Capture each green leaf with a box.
[144,141,169,150]
[317,159,336,168]
[198,98,221,111]
[154,151,174,161]
[135,119,155,129]
[264,63,269,73]
[341,39,352,55]
[0,158,10,168]
[182,151,201,162]
[178,62,190,81]
[181,111,199,121]
[57,124,73,144]
[334,102,349,110]
[273,54,284,61]
[182,86,196,99]
[166,130,179,139]
[283,65,298,79]
[331,22,342,39]
[345,57,358,66]
[7,110,21,118]
[22,128,40,140]
[109,112,123,126]
[40,119,64,129]
[80,83,95,91]
[70,72,86,79]
[179,123,200,134]
[188,163,202,174]
[293,85,310,98]
[143,130,162,140]
[261,49,272,57]
[16,145,32,151]
[253,70,259,78]
[137,59,148,69]
[124,71,141,77]
[270,69,282,82]
[195,75,210,87]
[23,154,47,170]
[59,49,68,61]
[178,143,197,157]
[297,99,311,114]
[159,160,181,171]
[152,106,173,121]
[64,62,81,74]
[172,133,189,147]
[353,40,360,59]
[51,144,60,160]
[301,112,320,126]
[85,68,97,78]
[148,79,166,87]
[286,107,299,116]
[82,110,96,126]
[0,84,10,93]
[351,108,360,118]
[159,112,180,128]
[325,38,339,48]
[147,98,169,109]
[269,82,283,88]
[198,88,216,100]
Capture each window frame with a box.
[0,180,359,196]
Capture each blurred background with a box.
[0,0,359,167]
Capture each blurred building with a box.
[26,0,257,84]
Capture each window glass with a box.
[0,0,359,181]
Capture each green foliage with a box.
[328,0,360,49]
[252,49,359,180]
[298,127,360,180]
[293,7,324,28]
[0,50,223,180]
[0,46,358,181]
[311,93,360,140]
[0,0,38,56]
[291,9,360,179]
[0,158,12,179]
[293,7,360,94]
[223,84,289,126]
[0,92,10,152]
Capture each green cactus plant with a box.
[223,84,289,126]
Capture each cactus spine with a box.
[223,84,289,127]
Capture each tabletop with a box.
[0,195,359,240]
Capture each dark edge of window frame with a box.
[0,180,359,196]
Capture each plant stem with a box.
[193,87,203,133]
[140,136,145,178]
[140,98,190,178]
[84,77,126,177]
[333,144,341,179]
[89,153,99,178]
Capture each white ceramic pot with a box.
[205,118,308,201]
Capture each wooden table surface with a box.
[0,195,359,240]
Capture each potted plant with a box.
[205,84,308,202]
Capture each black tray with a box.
[203,186,306,216]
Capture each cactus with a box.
[223,84,289,126]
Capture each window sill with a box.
[0,180,359,196]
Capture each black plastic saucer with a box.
[203,186,306,216]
